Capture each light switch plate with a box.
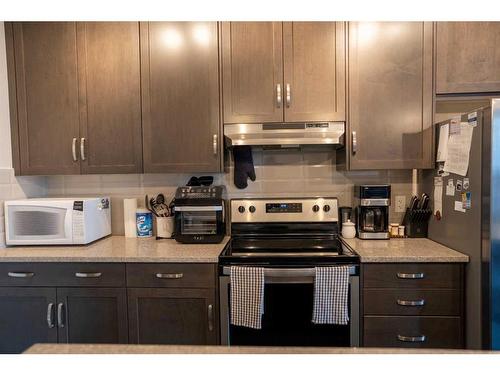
[395,195,406,213]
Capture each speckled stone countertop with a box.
[0,236,229,263]
[24,343,491,354]
[341,238,469,263]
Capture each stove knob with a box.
[249,206,256,213]
[238,206,245,213]
[312,205,320,212]
[323,205,331,212]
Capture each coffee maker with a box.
[355,185,390,239]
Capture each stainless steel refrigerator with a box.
[423,98,500,350]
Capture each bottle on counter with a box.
[136,208,153,238]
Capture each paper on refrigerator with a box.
[434,177,443,217]
[443,122,474,177]
[436,123,449,162]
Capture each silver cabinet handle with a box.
[286,83,291,107]
[47,303,55,328]
[276,83,282,108]
[352,131,358,154]
[72,138,78,161]
[57,303,65,328]
[397,334,426,343]
[397,299,425,307]
[213,134,218,156]
[397,272,425,279]
[208,304,214,332]
[156,273,184,279]
[80,137,86,161]
[75,272,102,278]
[8,272,34,278]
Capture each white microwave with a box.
[4,197,111,245]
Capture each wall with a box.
[46,147,415,235]
[0,22,48,247]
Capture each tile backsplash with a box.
[0,168,48,247]
[45,148,417,235]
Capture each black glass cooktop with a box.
[219,236,359,266]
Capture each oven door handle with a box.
[174,206,223,212]
[222,266,358,277]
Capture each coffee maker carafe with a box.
[355,185,390,240]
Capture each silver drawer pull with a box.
[57,303,65,328]
[47,303,55,328]
[75,272,102,278]
[397,299,425,307]
[208,304,214,332]
[397,334,426,343]
[8,272,34,278]
[156,273,184,279]
[397,272,424,279]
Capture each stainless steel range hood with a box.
[224,122,345,148]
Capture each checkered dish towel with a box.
[312,266,350,325]
[230,266,265,329]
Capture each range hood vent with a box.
[224,122,345,148]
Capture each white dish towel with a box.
[312,266,350,325]
[230,266,265,329]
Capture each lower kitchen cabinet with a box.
[361,263,465,349]
[0,287,58,353]
[128,288,217,345]
[57,287,128,344]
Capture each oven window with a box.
[180,211,218,234]
[229,283,350,347]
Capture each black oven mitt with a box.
[232,146,256,189]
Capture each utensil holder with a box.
[155,216,175,239]
[402,208,432,238]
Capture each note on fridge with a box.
[446,179,455,196]
[443,122,474,177]
[434,177,443,217]
[436,123,449,162]
[454,200,466,213]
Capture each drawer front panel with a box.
[363,264,462,289]
[364,316,463,348]
[0,263,125,287]
[363,289,462,316]
[126,264,216,288]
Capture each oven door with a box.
[219,266,359,347]
[173,205,225,243]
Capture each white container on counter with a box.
[156,216,175,239]
[341,220,356,239]
[398,225,405,237]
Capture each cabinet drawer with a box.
[126,264,216,288]
[364,316,463,349]
[0,263,125,287]
[363,289,462,316]
[363,264,462,289]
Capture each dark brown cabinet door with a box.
[78,22,143,174]
[348,22,434,169]
[0,287,57,353]
[57,288,128,344]
[222,22,284,123]
[283,22,345,122]
[141,22,221,173]
[436,22,500,94]
[12,22,81,175]
[128,288,217,345]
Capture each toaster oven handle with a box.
[8,272,35,278]
[174,206,223,212]
[156,273,184,279]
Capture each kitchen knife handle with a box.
[57,303,65,328]
[47,303,55,328]
[352,131,358,154]
[397,272,425,279]
[397,299,425,307]
[397,334,426,343]
[156,273,184,279]
[208,304,214,332]
[276,83,282,108]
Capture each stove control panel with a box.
[231,198,338,223]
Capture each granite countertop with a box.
[0,236,230,263]
[24,343,490,354]
[341,237,469,263]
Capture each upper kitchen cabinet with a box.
[141,22,221,173]
[221,22,345,124]
[5,22,143,175]
[348,22,434,170]
[436,22,500,94]
[8,22,81,175]
[77,22,143,174]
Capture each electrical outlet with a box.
[395,195,406,213]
